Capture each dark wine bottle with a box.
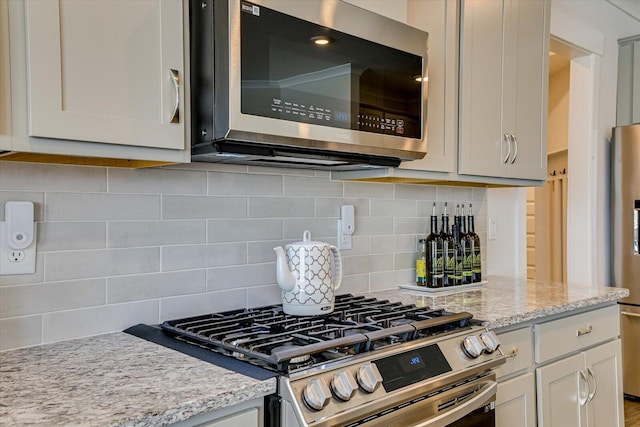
[441,203,455,287]
[468,203,482,283]
[426,203,443,288]
[460,204,472,284]
[451,224,463,286]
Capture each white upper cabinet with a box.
[24,0,185,150]
[0,0,11,151]
[459,0,549,181]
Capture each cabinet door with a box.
[0,0,10,151]
[585,340,624,427]
[198,408,258,427]
[459,0,548,181]
[24,0,184,150]
[536,353,587,427]
[400,0,457,173]
[496,372,536,427]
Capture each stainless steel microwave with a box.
[189,0,429,170]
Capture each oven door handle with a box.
[413,380,498,427]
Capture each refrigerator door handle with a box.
[621,311,640,318]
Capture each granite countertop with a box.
[0,332,276,427]
[368,276,629,329]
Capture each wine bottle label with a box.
[416,259,427,279]
[473,249,482,273]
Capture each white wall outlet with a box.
[0,202,37,275]
[337,205,355,250]
[488,218,497,241]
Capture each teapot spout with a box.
[273,246,296,291]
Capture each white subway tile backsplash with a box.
[208,171,283,196]
[284,176,343,197]
[45,248,160,281]
[395,183,437,200]
[42,300,159,343]
[160,289,246,320]
[0,315,43,351]
[370,270,414,290]
[108,220,206,248]
[248,240,288,264]
[107,270,206,303]
[207,219,282,243]
[249,197,314,218]
[315,197,369,217]
[38,222,106,252]
[0,161,482,351]
[0,162,106,192]
[162,195,246,219]
[370,199,417,217]
[344,182,394,199]
[207,263,275,291]
[46,193,160,221]
[0,191,44,221]
[0,279,105,318]
[282,218,337,240]
[108,168,206,194]
[246,284,283,307]
[161,243,246,271]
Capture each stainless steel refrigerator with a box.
[612,124,640,398]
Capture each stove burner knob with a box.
[331,371,358,402]
[302,379,331,411]
[356,364,383,393]
[480,330,501,353]
[461,335,484,359]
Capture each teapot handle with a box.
[330,245,342,290]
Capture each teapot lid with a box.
[287,230,327,247]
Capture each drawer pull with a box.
[505,347,518,358]
[576,325,593,337]
[579,370,589,406]
[621,311,640,319]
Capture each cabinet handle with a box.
[502,133,511,163]
[621,311,640,318]
[579,370,589,406]
[576,325,593,336]
[510,134,518,164]
[505,347,518,358]
[586,368,597,403]
[169,69,180,124]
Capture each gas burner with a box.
[272,344,312,365]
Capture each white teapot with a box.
[273,230,342,316]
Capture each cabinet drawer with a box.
[534,305,620,364]
[495,327,533,379]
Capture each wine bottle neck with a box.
[468,215,475,233]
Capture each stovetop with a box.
[160,294,478,373]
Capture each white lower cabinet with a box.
[197,408,258,427]
[496,372,536,427]
[536,339,623,427]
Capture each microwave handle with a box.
[169,69,180,124]
[413,380,497,427]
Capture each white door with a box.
[537,353,587,427]
[0,0,11,151]
[585,340,624,427]
[496,372,536,427]
[24,0,184,150]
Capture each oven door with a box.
[364,375,497,427]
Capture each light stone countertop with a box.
[0,332,276,427]
[0,277,628,426]
[368,276,629,329]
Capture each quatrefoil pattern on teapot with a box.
[283,245,334,305]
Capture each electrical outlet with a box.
[8,251,25,262]
[339,232,352,250]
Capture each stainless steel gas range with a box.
[129,294,505,427]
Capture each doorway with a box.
[527,38,594,283]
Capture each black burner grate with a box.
[160,294,474,373]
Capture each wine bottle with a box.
[426,203,443,288]
[416,238,427,286]
[441,203,455,287]
[460,204,473,284]
[468,203,482,282]
[451,224,463,286]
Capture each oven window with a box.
[445,404,495,427]
[239,1,423,139]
